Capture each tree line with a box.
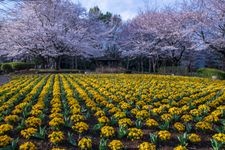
[0,0,224,72]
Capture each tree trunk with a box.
[152,62,156,73]
[72,56,75,69]
[46,56,49,69]
[172,59,179,67]
[152,57,157,73]
[75,55,78,70]
[84,61,87,70]
[126,58,130,70]
[138,59,140,73]
[148,58,151,73]
[54,56,61,70]
[187,61,192,72]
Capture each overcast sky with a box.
[74,0,177,20]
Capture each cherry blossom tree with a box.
[179,0,225,68]
[1,0,225,71]
[1,0,103,69]
[119,8,197,72]
[198,0,225,59]
[0,1,123,69]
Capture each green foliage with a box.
[135,119,143,129]
[0,62,35,73]
[117,126,128,139]
[89,6,112,24]
[1,63,13,73]
[34,126,47,140]
[10,62,35,71]
[149,133,158,144]
[197,68,225,79]
[99,138,108,150]
[92,123,104,132]
[67,132,77,146]
[159,121,170,130]
[36,69,82,74]
[185,123,193,133]
[210,139,224,150]
[99,12,112,24]
[177,132,188,146]
[89,6,101,16]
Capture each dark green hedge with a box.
[197,68,225,79]
[10,62,35,71]
[0,62,35,73]
[36,69,83,74]
[1,63,13,73]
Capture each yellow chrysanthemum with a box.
[108,140,124,150]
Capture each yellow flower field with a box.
[0,74,224,150]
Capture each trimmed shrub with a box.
[197,68,225,79]
[37,69,82,74]
[158,66,188,75]
[95,67,126,73]
[10,62,35,71]
[1,63,13,73]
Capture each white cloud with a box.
[120,11,137,21]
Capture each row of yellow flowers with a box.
[21,75,52,141]
[0,76,30,99]
[70,74,225,149]
[48,75,65,145]
[0,76,40,114]
[0,75,44,148]
[0,74,224,149]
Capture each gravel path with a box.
[0,75,10,86]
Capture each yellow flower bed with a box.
[213,133,225,143]
[188,133,201,143]
[48,131,64,144]
[19,142,36,150]
[78,137,92,150]
[128,128,143,141]
[21,128,37,139]
[108,140,124,150]
[101,126,115,138]
[173,145,187,150]
[0,124,13,135]
[145,119,158,128]
[25,117,42,127]
[0,135,12,147]
[0,74,224,149]
[72,122,89,134]
[158,130,171,141]
[138,142,156,150]
[174,122,185,132]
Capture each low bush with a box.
[0,62,35,74]
[197,68,225,79]
[36,69,83,74]
[1,63,13,73]
[10,62,35,71]
[95,67,126,73]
